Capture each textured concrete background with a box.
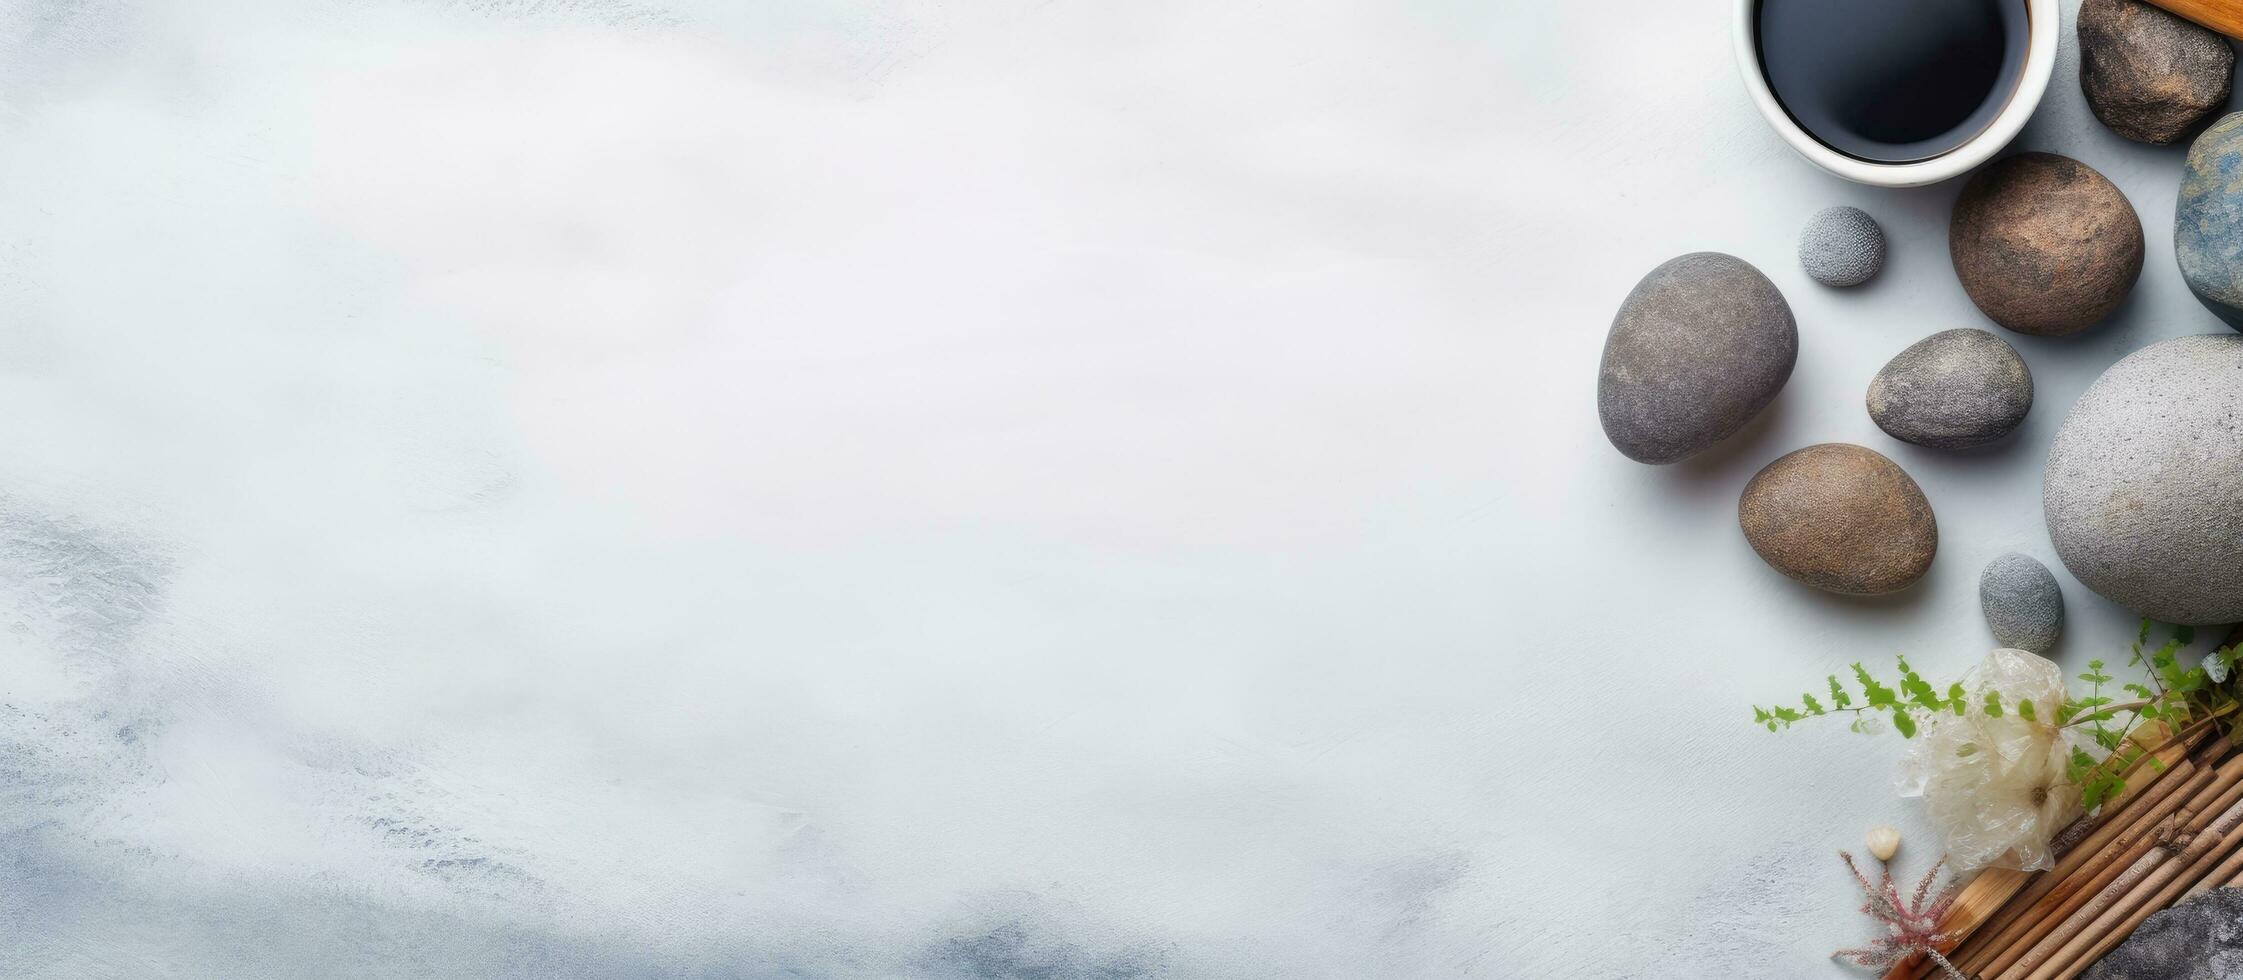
[0,0,2228,977]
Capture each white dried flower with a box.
[1895,648,2087,872]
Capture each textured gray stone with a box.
[1798,206,1885,287]
[1866,328,2033,449]
[1980,553,2063,654]
[1597,253,1797,464]
[1951,153,2143,337]
[2081,887,2243,980]
[2177,113,2243,329]
[2045,334,2243,624]
[2080,0,2235,145]
[1739,444,1936,595]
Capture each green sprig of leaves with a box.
[1753,621,2243,815]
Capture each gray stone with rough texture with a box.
[1597,252,1797,464]
[1980,553,2063,654]
[2177,112,2243,329]
[1950,153,2143,337]
[1866,328,2032,449]
[2080,0,2234,144]
[2045,334,2243,624]
[1738,443,1936,595]
[2081,887,2243,980]
[1798,206,1884,287]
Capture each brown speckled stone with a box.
[2080,0,2234,145]
[1739,444,1937,595]
[1950,153,2144,338]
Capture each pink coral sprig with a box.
[1832,851,1965,980]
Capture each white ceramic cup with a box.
[1731,0,2057,187]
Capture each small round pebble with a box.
[1799,206,1886,287]
[1980,553,2064,654]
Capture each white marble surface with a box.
[0,0,2231,977]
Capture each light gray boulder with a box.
[2044,334,2243,623]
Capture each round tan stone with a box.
[1739,443,1938,595]
[1949,153,2143,337]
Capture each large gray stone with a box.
[2044,334,2243,624]
[2177,113,2243,329]
[1980,553,2063,653]
[1866,329,2033,449]
[1597,253,1797,464]
[1951,153,2143,337]
[2080,0,2234,145]
[2081,887,2243,980]
[1739,444,1936,595]
[1799,206,1885,287]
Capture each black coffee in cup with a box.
[1755,0,2029,163]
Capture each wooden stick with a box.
[1947,739,2224,978]
[1951,756,2203,965]
[1999,767,2243,978]
[2184,839,2243,899]
[2048,808,2243,980]
[1888,728,2210,980]
[2144,0,2243,40]
[1973,752,2243,978]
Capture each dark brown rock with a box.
[1949,153,2144,337]
[1738,444,1937,595]
[2080,0,2234,145]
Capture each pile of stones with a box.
[1598,0,2243,657]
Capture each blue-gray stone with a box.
[1980,553,2063,653]
[2177,112,2243,329]
[1597,253,1797,464]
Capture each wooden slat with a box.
[2145,0,2243,39]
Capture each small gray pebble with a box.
[1867,329,2033,450]
[1980,553,2064,653]
[1798,206,1885,287]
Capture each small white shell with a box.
[1867,825,1901,862]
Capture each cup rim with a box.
[1731,0,2058,188]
